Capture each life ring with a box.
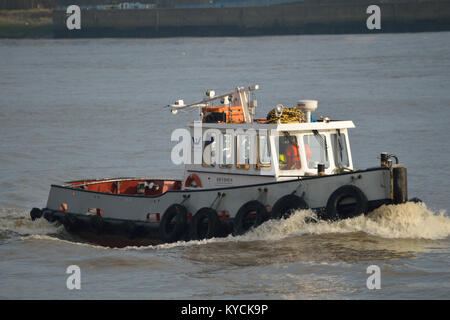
[271,194,309,220]
[62,213,81,232]
[89,215,105,235]
[233,200,268,236]
[30,208,43,221]
[185,174,202,188]
[159,204,188,242]
[325,185,368,220]
[189,207,222,240]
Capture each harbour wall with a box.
[53,0,450,38]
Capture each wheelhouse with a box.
[167,85,356,189]
[184,121,355,187]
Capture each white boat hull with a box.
[29,166,407,247]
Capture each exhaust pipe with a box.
[392,165,408,204]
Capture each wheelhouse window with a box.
[303,132,329,169]
[219,133,233,167]
[278,133,301,171]
[331,132,349,167]
[236,134,251,169]
[257,132,271,168]
[202,132,217,167]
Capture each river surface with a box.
[0,32,449,299]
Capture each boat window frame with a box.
[277,132,302,172]
[255,130,272,170]
[219,131,234,168]
[330,130,350,168]
[302,131,331,170]
[201,130,218,168]
[236,133,251,170]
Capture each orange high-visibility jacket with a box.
[286,144,301,169]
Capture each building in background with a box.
[157,0,304,8]
[0,0,305,10]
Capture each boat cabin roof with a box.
[190,120,355,131]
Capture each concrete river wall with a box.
[53,0,450,37]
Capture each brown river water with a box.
[0,33,449,299]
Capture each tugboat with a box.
[30,85,409,247]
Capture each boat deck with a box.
[66,178,182,196]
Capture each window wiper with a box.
[312,130,327,150]
[337,129,344,163]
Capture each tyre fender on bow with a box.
[325,185,368,220]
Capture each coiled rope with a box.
[266,106,306,124]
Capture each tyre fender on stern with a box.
[159,204,188,242]
[189,207,222,240]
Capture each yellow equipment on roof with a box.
[266,106,306,124]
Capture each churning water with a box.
[0,32,449,299]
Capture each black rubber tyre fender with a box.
[325,185,368,220]
[409,197,423,203]
[159,204,188,243]
[189,207,221,240]
[233,200,268,236]
[30,208,43,221]
[271,194,309,220]
[62,213,81,233]
[43,209,56,223]
[89,215,105,235]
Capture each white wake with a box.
[2,202,449,250]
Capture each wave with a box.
[134,202,450,251]
[0,208,62,237]
[19,234,108,250]
[242,201,450,241]
[2,202,449,250]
